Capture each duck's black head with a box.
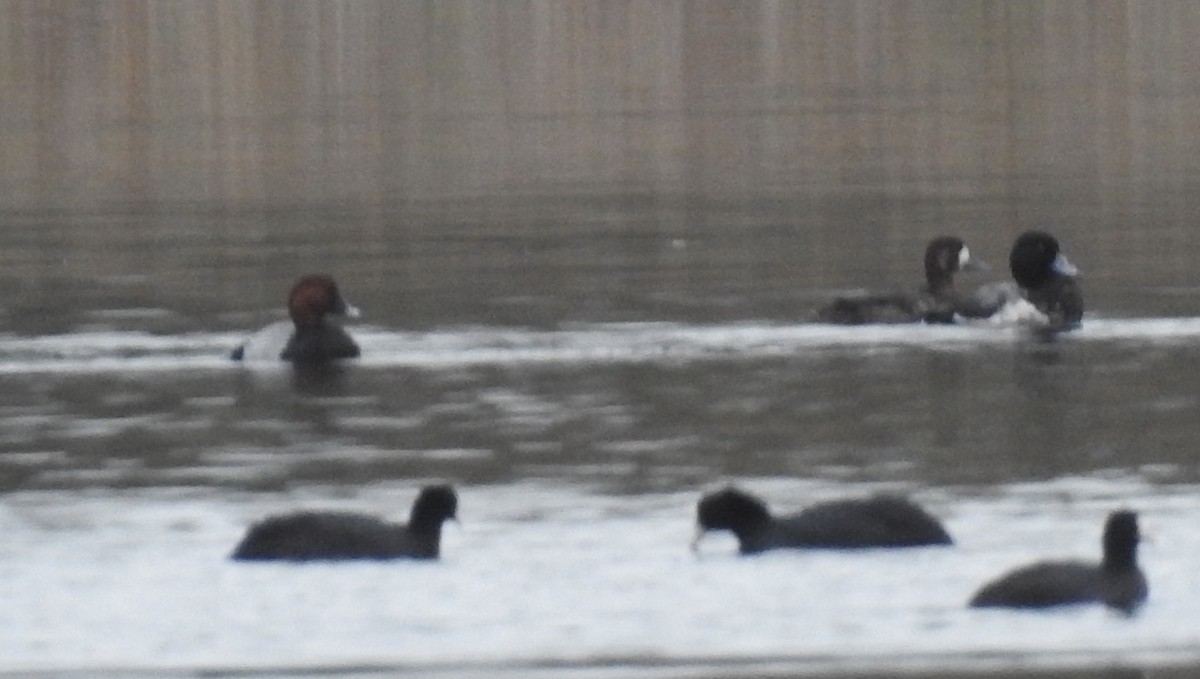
[1009,231,1078,291]
[924,236,985,291]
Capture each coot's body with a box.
[694,487,952,555]
[970,510,1146,614]
[232,485,457,561]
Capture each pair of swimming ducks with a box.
[232,485,1146,615]
[817,230,1082,330]
[230,230,1081,364]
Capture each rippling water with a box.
[2,476,1199,678]
[3,203,1200,678]
[2,320,1200,678]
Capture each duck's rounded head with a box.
[1009,231,1078,290]
[288,274,358,328]
[924,236,986,291]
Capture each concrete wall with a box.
[2,1,1198,210]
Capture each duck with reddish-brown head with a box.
[231,274,360,363]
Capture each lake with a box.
[1,197,1200,678]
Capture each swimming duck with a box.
[969,510,1146,614]
[960,231,1082,329]
[817,236,986,324]
[231,274,360,363]
[693,486,952,555]
[231,484,458,561]
[1008,230,1083,329]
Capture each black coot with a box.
[232,484,458,561]
[694,486,952,555]
[969,510,1146,614]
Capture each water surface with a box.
[2,204,1200,678]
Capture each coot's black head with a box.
[410,484,458,531]
[697,487,771,533]
[1102,510,1140,570]
[1009,231,1078,290]
[924,236,985,289]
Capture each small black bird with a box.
[969,510,1147,614]
[232,484,458,561]
[693,486,952,555]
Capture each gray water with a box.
[8,3,1200,676]
[2,200,1200,678]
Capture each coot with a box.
[969,510,1146,614]
[232,484,458,561]
[694,486,952,555]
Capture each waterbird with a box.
[969,510,1146,614]
[693,486,952,555]
[817,236,988,325]
[1008,230,1083,329]
[231,273,360,363]
[961,231,1083,330]
[231,484,458,561]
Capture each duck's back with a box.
[816,293,923,325]
[771,496,952,549]
[232,511,426,561]
[281,326,360,363]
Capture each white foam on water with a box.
[3,316,1200,375]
